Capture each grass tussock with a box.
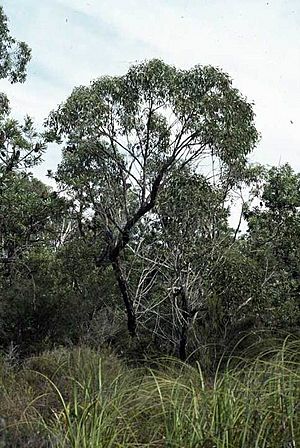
[0,339,300,447]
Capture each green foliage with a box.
[48,59,258,187]
[0,173,76,353]
[243,164,300,329]
[1,341,300,447]
[0,115,45,177]
[0,6,31,83]
[0,346,126,447]
[0,174,62,254]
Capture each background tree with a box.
[242,164,300,330]
[0,173,70,353]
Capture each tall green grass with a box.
[1,339,300,447]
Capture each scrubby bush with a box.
[1,340,300,447]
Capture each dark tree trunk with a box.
[111,257,136,337]
[179,330,187,361]
[178,287,189,361]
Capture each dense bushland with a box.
[1,6,300,445]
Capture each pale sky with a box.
[1,0,299,185]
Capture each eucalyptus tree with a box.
[47,59,258,338]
